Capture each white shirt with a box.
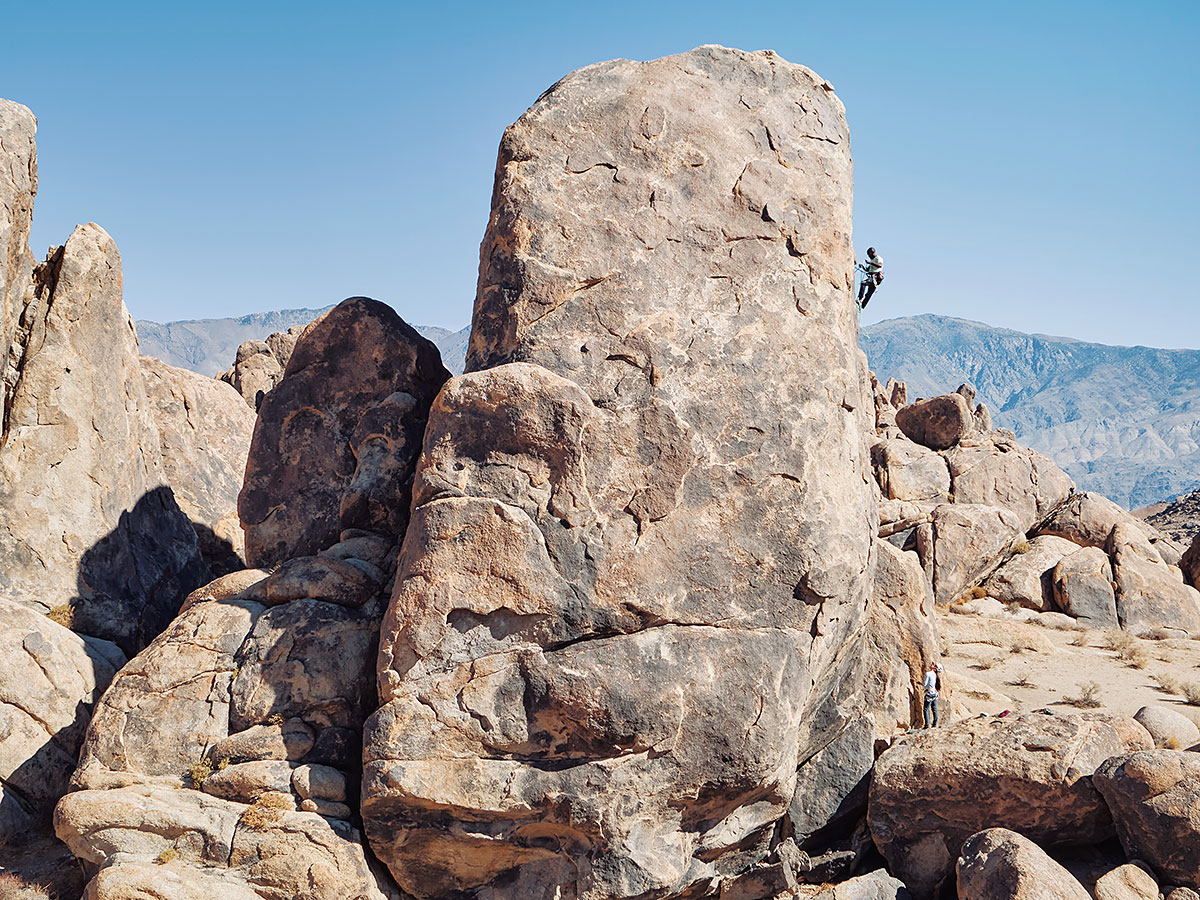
[924,669,940,698]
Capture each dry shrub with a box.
[45,604,76,628]
[1154,672,1183,695]
[1167,734,1185,750]
[266,713,286,726]
[1183,683,1200,706]
[941,639,954,658]
[187,757,214,789]
[1007,671,1032,688]
[973,656,999,671]
[241,791,294,829]
[1012,541,1032,554]
[156,847,178,864]
[1124,645,1149,669]
[1139,626,1175,641]
[967,586,988,600]
[0,874,53,900]
[1066,681,1103,708]
[1010,641,1026,654]
[1069,631,1089,647]
[1102,629,1135,653]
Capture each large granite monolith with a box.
[363,45,876,899]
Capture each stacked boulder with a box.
[0,98,255,891]
[219,323,305,409]
[871,376,1200,632]
[54,297,449,898]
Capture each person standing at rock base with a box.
[923,662,943,727]
[857,247,884,308]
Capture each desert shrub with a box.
[1124,645,1149,669]
[973,656,998,671]
[1139,626,1174,641]
[1012,540,1032,554]
[1154,672,1182,695]
[187,757,214,789]
[1102,629,1135,654]
[1167,734,1185,750]
[1065,681,1103,708]
[941,639,954,658]
[1182,683,1200,706]
[0,874,53,900]
[1069,631,1089,647]
[215,756,230,772]
[967,586,988,600]
[241,791,294,829]
[1007,671,1032,688]
[1009,641,1025,654]
[266,713,286,726]
[156,847,178,864]
[45,603,76,628]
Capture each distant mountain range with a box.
[135,306,471,376]
[136,308,1200,510]
[860,315,1200,509]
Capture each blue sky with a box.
[2,1,1196,347]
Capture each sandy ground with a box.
[937,608,1200,730]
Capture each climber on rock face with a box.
[857,247,884,309]
[923,662,942,728]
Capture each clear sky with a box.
[1,1,1196,346]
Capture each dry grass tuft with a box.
[967,586,988,600]
[1167,734,1185,750]
[1154,672,1183,695]
[1124,645,1149,669]
[1006,671,1032,688]
[1011,541,1032,555]
[155,847,178,864]
[1009,641,1026,654]
[1139,626,1175,641]
[1183,683,1200,706]
[941,639,954,658]
[1065,681,1103,708]
[266,713,286,726]
[972,656,999,671]
[1069,631,1090,647]
[241,791,294,829]
[0,874,54,900]
[1102,629,1135,653]
[45,603,76,629]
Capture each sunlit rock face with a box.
[363,45,877,899]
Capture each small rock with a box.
[956,828,1091,900]
[1094,862,1160,900]
[1134,705,1200,750]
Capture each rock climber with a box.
[923,662,943,728]
[857,247,884,309]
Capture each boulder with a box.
[915,503,1024,603]
[0,224,210,653]
[0,600,122,849]
[238,296,448,567]
[0,100,37,435]
[365,47,874,900]
[1134,705,1200,750]
[868,711,1148,899]
[982,534,1079,611]
[872,438,950,503]
[956,828,1091,900]
[219,339,283,408]
[1094,863,1161,900]
[1094,751,1200,891]
[816,869,912,899]
[1037,491,1163,558]
[139,355,255,574]
[896,393,973,450]
[1108,524,1200,632]
[1182,534,1200,587]
[973,402,993,432]
[1053,546,1120,628]
[945,438,1074,532]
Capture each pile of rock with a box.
[871,377,1200,633]
[218,324,305,409]
[0,99,255,892]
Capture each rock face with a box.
[56,297,443,899]
[955,828,1091,900]
[982,534,1078,611]
[218,325,307,409]
[1053,546,1119,628]
[140,355,256,574]
[238,297,448,567]
[868,711,1149,899]
[915,503,1023,603]
[1,100,37,434]
[1108,524,1200,631]
[1094,751,1200,891]
[363,46,876,900]
[895,393,973,450]
[945,437,1073,532]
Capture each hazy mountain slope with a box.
[136,306,470,375]
[860,315,1200,508]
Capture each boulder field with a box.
[0,45,1197,900]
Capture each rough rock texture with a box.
[982,534,1079,611]
[55,298,448,898]
[364,46,874,900]
[868,711,1150,899]
[219,339,282,409]
[1108,524,1200,631]
[140,355,256,573]
[0,100,37,438]
[915,503,1023,603]
[1053,546,1119,628]
[1094,863,1161,900]
[895,393,973,450]
[1134,705,1200,750]
[1036,491,1161,556]
[945,437,1074,532]
[872,438,949,503]
[0,599,121,851]
[1181,534,1200,588]
[816,869,912,900]
[0,223,209,652]
[1094,751,1200,892]
[239,297,448,567]
[955,828,1091,900]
